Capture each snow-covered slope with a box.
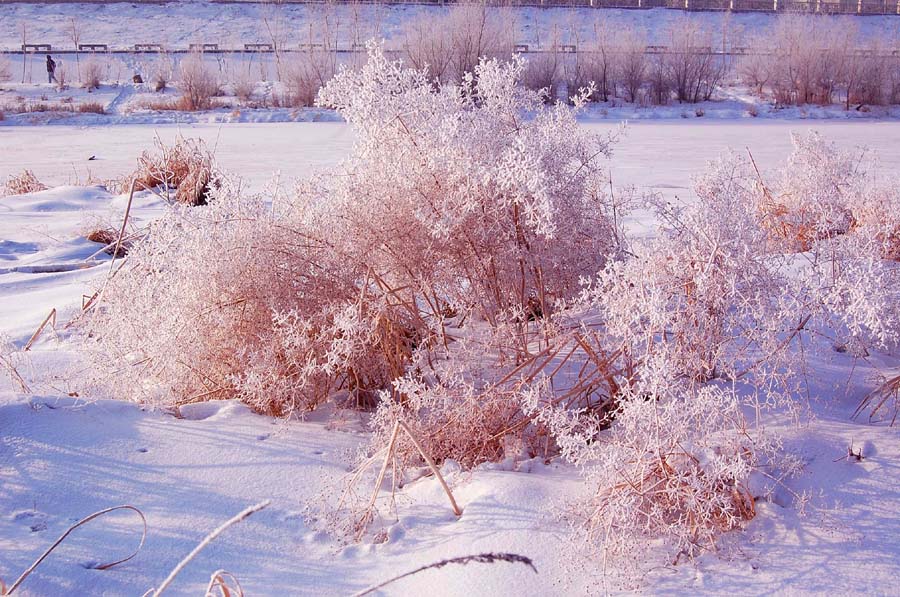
[2,3,898,52]
[1,123,899,595]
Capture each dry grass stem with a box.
[3,505,147,595]
[149,500,270,596]
[24,309,57,351]
[352,552,536,597]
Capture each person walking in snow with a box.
[46,55,57,84]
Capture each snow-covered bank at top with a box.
[1,3,897,51]
[3,92,900,128]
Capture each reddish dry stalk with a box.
[23,308,57,351]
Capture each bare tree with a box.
[616,29,648,104]
[585,19,620,102]
[261,0,289,81]
[448,2,515,81]
[739,36,771,97]
[400,11,455,84]
[69,17,81,81]
[523,23,563,102]
[662,19,727,103]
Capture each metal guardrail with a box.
[0,0,897,11]
[3,45,898,56]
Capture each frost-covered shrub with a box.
[589,133,899,394]
[230,64,256,102]
[151,52,173,92]
[54,62,70,91]
[128,136,219,205]
[590,155,791,387]
[756,132,900,269]
[316,44,624,327]
[94,47,623,418]
[88,181,362,414]
[3,170,47,196]
[282,50,336,107]
[177,52,219,110]
[371,372,537,471]
[758,132,859,252]
[81,56,103,90]
[524,376,767,575]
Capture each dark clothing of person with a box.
[46,56,57,84]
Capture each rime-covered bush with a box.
[590,155,792,387]
[3,170,47,196]
[151,52,173,92]
[524,375,768,574]
[316,44,624,326]
[81,56,103,90]
[371,371,537,471]
[54,62,70,91]
[588,133,899,394]
[177,52,219,110]
[87,181,372,415]
[230,63,256,102]
[127,136,219,205]
[92,47,624,418]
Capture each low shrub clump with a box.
[176,52,219,110]
[81,57,104,90]
[3,170,48,196]
[78,101,105,114]
[90,44,624,420]
[127,136,218,205]
[524,377,768,576]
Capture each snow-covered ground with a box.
[4,80,900,127]
[1,121,899,595]
[2,119,899,196]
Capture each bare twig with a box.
[5,505,147,595]
[357,421,401,541]
[150,500,271,596]
[24,309,57,351]
[351,552,537,597]
[204,569,244,597]
[398,420,462,517]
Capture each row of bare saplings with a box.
[7,7,898,109]
[175,11,900,109]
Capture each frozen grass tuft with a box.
[3,170,48,196]
[127,135,218,205]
